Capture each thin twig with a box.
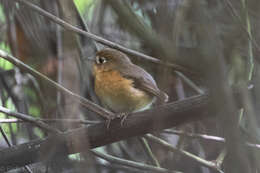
[223,0,260,52]
[91,150,181,173]
[13,0,193,75]
[0,106,59,133]
[163,129,225,142]
[56,12,64,118]
[0,49,115,120]
[76,5,100,51]
[139,137,161,167]
[0,126,33,173]
[215,148,227,168]
[0,118,100,124]
[145,134,223,173]
[163,129,260,150]
[241,0,254,80]
[0,126,12,147]
[174,71,204,94]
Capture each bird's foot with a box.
[116,112,129,126]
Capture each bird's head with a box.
[94,48,132,72]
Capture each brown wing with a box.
[118,64,169,103]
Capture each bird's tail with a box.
[157,90,169,103]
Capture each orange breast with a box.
[94,66,154,113]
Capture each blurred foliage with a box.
[74,0,95,20]
[0,44,12,70]
[0,98,17,135]
[74,0,93,13]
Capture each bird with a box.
[93,48,169,120]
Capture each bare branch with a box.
[0,88,251,171]
[0,106,59,133]
[0,118,100,124]
[139,137,161,167]
[0,93,210,170]
[144,134,223,173]
[92,150,180,173]
[0,126,33,173]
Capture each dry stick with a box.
[139,137,161,167]
[0,118,101,124]
[0,126,12,146]
[5,118,260,149]
[0,118,174,173]
[91,150,181,173]
[0,106,59,133]
[0,126,33,173]
[0,92,241,171]
[145,134,223,173]
[164,129,228,169]
[164,129,260,150]
[215,148,227,168]
[0,118,178,173]
[0,117,178,173]
[13,0,192,75]
[0,50,114,120]
[174,71,204,94]
[163,129,226,142]
[0,90,254,171]
[5,117,260,149]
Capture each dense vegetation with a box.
[0,0,259,173]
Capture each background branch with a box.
[14,0,194,75]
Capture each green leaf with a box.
[74,0,93,14]
[29,106,40,117]
[0,44,13,70]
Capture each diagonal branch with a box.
[91,150,181,173]
[0,50,114,120]
[0,106,59,133]
[144,134,223,173]
[13,0,194,75]
[0,126,33,173]
[0,93,210,170]
[0,87,249,171]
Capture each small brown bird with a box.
[93,48,168,117]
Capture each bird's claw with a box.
[116,112,129,126]
[105,113,129,128]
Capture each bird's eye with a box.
[96,56,107,64]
